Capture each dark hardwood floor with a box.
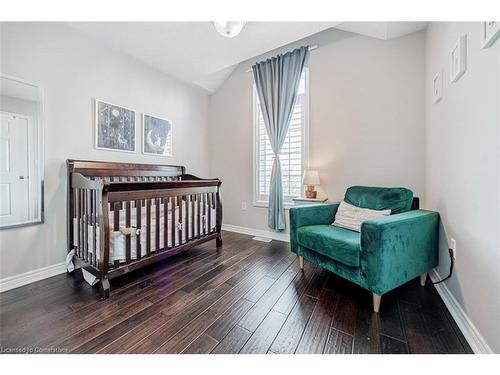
[0,231,472,354]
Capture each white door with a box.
[0,111,30,226]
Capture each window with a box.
[253,70,309,207]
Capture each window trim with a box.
[252,68,310,209]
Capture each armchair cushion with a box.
[345,186,413,214]
[297,225,361,267]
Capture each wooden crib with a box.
[66,159,222,299]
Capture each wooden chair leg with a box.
[372,293,381,313]
[298,256,304,270]
[420,272,428,286]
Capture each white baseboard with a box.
[429,269,494,354]
[0,262,67,293]
[222,224,290,243]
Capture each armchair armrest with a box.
[360,210,439,295]
[289,203,339,254]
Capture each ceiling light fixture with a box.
[212,21,246,38]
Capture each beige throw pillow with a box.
[332,200,391,232]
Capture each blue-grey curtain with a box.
[252,46,309,231]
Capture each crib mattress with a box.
[73,200,216,264]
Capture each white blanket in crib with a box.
[73,200,216,264]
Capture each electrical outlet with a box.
[450,238,457,259]
[241,201,247,211]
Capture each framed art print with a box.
[142,113,172,156]
[481,21,500,49]
[450,34,467,83]
[95,99,136,153]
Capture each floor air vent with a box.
[252,236,272,243]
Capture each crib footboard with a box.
[67,159,223,299]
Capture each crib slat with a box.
[212,192,216,232]
[185,195,188,242]
[178,195,183,244]
[136,200,142,260]
[81,189,85,261]
[202,193,207,236]
[207,193,211,234]
[112,202,120,267]
[113,202,120,232]
[185,195,190,242]
[171,196,176,248]
[155,198,160,252]
[92,190,97,267]
[163,198,168,250]
[76,189,80,258]
[80,189,85,259]
[197,194,201,239]
[84,189,89,262]
[125,201,131,264]
[74,188,78,258]
[190,195,195,241]
[146,199,151,257]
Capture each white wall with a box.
[209,29,426,234]
[0,22,210,280]
[425,22,500,353]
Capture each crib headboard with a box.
[67,159,185,181]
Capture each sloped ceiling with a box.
[68,22,427,93]
[68,22,338,92]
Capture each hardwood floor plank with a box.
[303,267,328,299]
[242,276,275,303]
[129,282,234,353]
[295,289,338,354]
[238,263,299,332]
[352,304,381,354]
[399,301,436,354]
[329,293,357,335]
[324,328,353,354]
[269,294,317,354]
[272,262,318,315]
[239,310,288,354]
[204,299,255,342]
[379,334,408,354]
[155,260,272,353]
[421,309,467,354]
[211,325,252,354]
[378,293,406,342]
[61,298,154,352]
[182,334,219,354]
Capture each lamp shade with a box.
[302,170,320,186]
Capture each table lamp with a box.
[302,170,320,199]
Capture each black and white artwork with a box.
[95,99,136,153]
[142,114,172,156]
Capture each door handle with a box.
[19,176,25,179]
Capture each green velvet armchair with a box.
[289,186,439,312]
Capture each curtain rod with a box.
[245,44,318,73]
